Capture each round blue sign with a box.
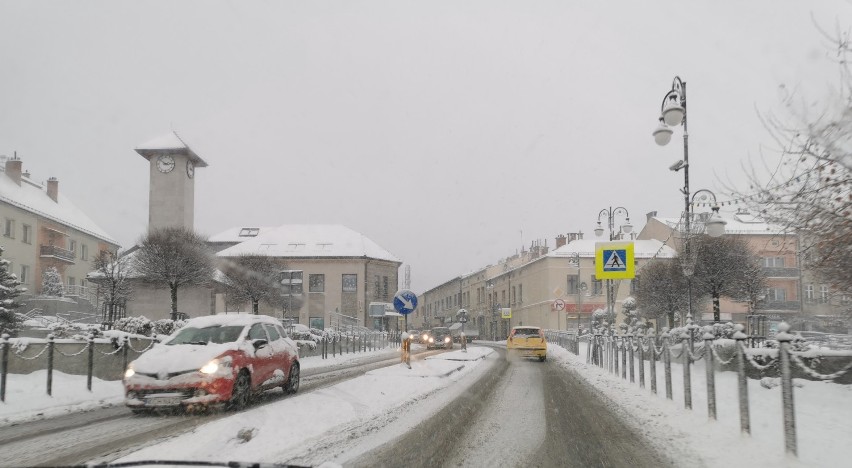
[393,289,418,315]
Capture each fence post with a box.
[87,333,95,392]
[347,334,350,354]
[702,326,716,420]
[733,324,750,435]
[637,329,645,389]
[0,334,8,402]
[648,329,657,394]
[682,331,692,410]
[613,332,619,376]
[776,322,798,457]
[628,331,635,383]
[621,332,627,380]
[122,336,129,374]
[47,334,55,396]
[662,330,672,400]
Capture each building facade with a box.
[0,155,119,311]
[420,235,676,339]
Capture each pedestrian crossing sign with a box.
[595,241,635,279]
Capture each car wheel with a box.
[539,356,546,362]
[228,371,251,410]
[286,363,300,394]
[131,409,152,416]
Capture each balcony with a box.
[763,267,800,278]
[40,244,75,263]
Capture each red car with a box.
[123,314,300,413]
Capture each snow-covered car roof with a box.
[181,313,281,329]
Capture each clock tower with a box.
[135,131,208,232]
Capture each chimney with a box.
[646,211,658,222]
[47,177,59,202]
[5,155,22,185]
[556,234,567,248]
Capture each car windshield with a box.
[3,2,850,467]
[166,326,244,345]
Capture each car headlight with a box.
[422,334,428,341]
[444,336,451,343]
[124,365,135,379]
[428,337,434,343]
[200,359,220,374]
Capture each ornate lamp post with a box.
[594,206,633,321]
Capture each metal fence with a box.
[565,319,852,458]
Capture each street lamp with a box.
[595,206,632,322]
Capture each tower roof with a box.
[135,131,208,167]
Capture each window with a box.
[805,284,814,302]
[309,317,325,330]
[766,288,787,302]
[309,274,325,293]
[81,244,88,261]
[22,224,32,244]
[281,270,303,294]
[820,285,830,303]
[248,324,268,340]
[264,324,281,341]
[4,219,14,238]
[511,286,516,305]
[518,284,523,304]
[631,275,641,294]
[567,275,579,295]
[69,240,76,254]
[763,257,785,268]
[382,276,388,300]
[238,227,260,237]
[20,265,29,284]
[68,277,76,287]
[592,275,603,295]
[342,274,357,292]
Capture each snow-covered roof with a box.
[215,224,401,263]
[652,211,784,235]
[549,239,677,259]
[0,168,118,245]
[135,131,208,167]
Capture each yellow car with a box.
[507,326,547,361]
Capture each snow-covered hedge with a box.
[112,316,185,337]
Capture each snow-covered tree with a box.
[634,259,693,328]
[0,246,26,336]
[133,227,215,320]
[41,266,64,297]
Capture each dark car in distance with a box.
[426,327,453,350]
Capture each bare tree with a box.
[220,254,282,314]
[692,235,766,323]
[89,250,133,322]
[134,227,215,320]
[736,21,851,299]
[634,259,692,329]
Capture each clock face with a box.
[186,160,195,178]
[156,155,175,173]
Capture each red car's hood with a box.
[133,343,242,374]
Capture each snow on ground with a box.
[0,344,405,426]
[116,346,495,466]
[551,342,852,468]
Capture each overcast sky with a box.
[1,0,850,293]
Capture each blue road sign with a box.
[602,249,627,272]
[393,289,418,315]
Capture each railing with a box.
[65,284,99,309]
[39,244,75,262]
[762,267,801,278]
[572,320,852,458]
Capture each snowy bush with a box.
[152,318,186,336]
[113,316,154,336]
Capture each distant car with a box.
[507,326,547,362]
[407,329,421,343]
[426,327,453,350]
[123,314,300,414]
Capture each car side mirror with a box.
[253,339,268,350]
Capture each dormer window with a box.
[238,227,260,237]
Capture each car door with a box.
[263,323,291,385]
[247,323,274,387]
